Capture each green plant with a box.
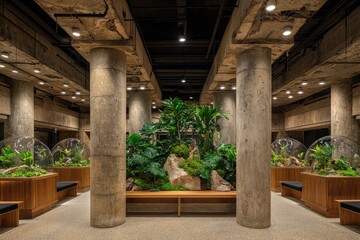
[309,143,335,171]
[55,147,90,167]
[336,169,359,176]
[0,145,16,169]
[171,143,190,159]
[0,165,46,178]
[271,145,289,166]
[179,157,203,176]
[330,156,350,171]
[18,150,33,167]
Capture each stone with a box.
[131,184,143,191]
[210,170,234,191]
[2,165,31,174]
[188,140,200,160]
[163,154,201,190]
[126,178,134,191]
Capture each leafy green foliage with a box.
[179,157,203,176]
[18,150,33,167]
[309,143,335,170]
[336,169,359,176]
[54,147,90,167]
[171,143,190,159]
[0,165,46,177]
[271,145,289,166]
[0,145,16,169]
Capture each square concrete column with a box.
[331,80,359,144]
[213,91,236,145]
[8,80,34,137]
[236,47,271,228]
[90,48,127,228]
[128,91,152,133]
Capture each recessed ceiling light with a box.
[39,80,45,85]
[75,90,81,95]
[301,81,308,86]
[0,64,5,68]
[232,86,236,90]
[12,69,19,73]
[181,79,186,83]
[265,0,276,12]
[1,52,9,58]
[127,87,132,91]
[34,68,41,73]
[285,90,291,94]
[152,101,155,104]
[319,81,325,85]
[283,26,292,36]
[72,27,81,37]
[211,102,214,105]
[220,85,225,90]
[189,96,193,99]
[272,96,277,100]
[179,37,186,42]
[81,98,85,102]
[140,85,146,90]
[63,83,69,88]
[71,95,76,99]
[298,89,304,94]
[288,95,294,99]
[60,90,66,95]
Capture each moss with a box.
[0,165,47,178]
[179,156,203,176]
[160,181,188,191]
[171,143,190,159]
[53,160,90,167]
[216,169,225,178]
[336,169,360,176]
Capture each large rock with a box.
[163,154,201,190]
[211,170,234,192]
[189,140,200,160]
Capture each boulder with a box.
[126,178,134,191]
[210,170,234,192]
[163,154,201,190]
[189,140,200,160]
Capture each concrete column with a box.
[331,80,359,143]
[236,47,271,228]
[8,80,34,137]
[275,113,288,139]
[78,113,90,147]
[90,48,126,228]
[213,91,236,144]
[128,91,152,133]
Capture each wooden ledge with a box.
[126,191,236,198]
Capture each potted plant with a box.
[51,138,90,192]
[301,136,360,217]
[0,137,58,219]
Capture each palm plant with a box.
[0,145,16,168]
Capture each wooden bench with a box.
[0,201,22,227]
[126,191,236,217]
[281,181,302,200]
[336,200,360,226]
[57,182,78,201]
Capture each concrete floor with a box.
[0,192,359,240]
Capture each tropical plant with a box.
[194,105,227,153]
[0,165,46,177]
[171,143,190,159]
[271,145,289,166]
[309,143,334,171]
[18,150,34,167]
[0,145,16,169]
[54,147,90,167]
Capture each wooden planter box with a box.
[0,173,58,219]
[271,167,310,192]
[301,172,360,217]
[51,167,90,192]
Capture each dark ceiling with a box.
[126,0,238,101]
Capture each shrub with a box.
[171,143,190,159]
[0,145,16,169]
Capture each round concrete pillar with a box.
[331,80,359,143]
[213,91,236,145]
[128,91,152,133]
[90,48,127,228]
[236,47,271,228]
[8,80,34,137]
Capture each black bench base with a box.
[57,182,78,201]
[281,181,302,201]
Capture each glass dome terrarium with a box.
[305,135,360,176]
[0,136,53,177]
[271,138,308,167]
[51,138,90,167]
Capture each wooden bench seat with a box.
[281,181,302,200]
[0,201,22,227]
[336,200,360,226]
[57,182,78,201]
[126,191,236,216]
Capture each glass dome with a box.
[272,138,307,157]
[305,135,360,171]
[51,138,90,166]
[0,136,54,168]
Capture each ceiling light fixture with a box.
[285,90,291,94]
[1,52,9,59]
[75,90,81,95]
[211,102,214,105]
[232,86,236,90]
[288,95,294,99]
[12,69,19,74]
[298,89,304,94]
[179,36,186,42]
[140,85,146,90]
[301,81,308,86]
[127,87,132,91]
[283,26,292,36]
[152,105,157,109]
[81,98,85,102]
[0,64,4,68]
[63,83,69,88]
[34,68,41,73]
[189,96,193,100]
[220,85,225,90]
[181,79,186,83]
[72,27,81,37]
[71,95,76,99]
[152,101,155,104]
[265,0,276,12]
[39,80,45,85]
[272,96,277,100]
[319,81,325,85]
[60,90,66,95]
